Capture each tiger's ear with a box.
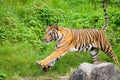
[55,25,58,30]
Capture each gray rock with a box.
[69,62,120,80]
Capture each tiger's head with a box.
[44,25,61,43]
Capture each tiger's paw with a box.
[36,61,44,66]
[36,61,51,72]
[42,65,51,72]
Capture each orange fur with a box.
[37,26,119,71]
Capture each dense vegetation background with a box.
[0,0,120,79]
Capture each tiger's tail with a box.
[102,0,109,31]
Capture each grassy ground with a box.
[0,42,120,80]
[0,0,120,79]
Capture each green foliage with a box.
[0,72,7,80]
[0,0,120,79]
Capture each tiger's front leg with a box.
[36,48,68,71]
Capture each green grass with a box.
[0,42,120,79]
[0,0,120,79]
[0,42,39,78]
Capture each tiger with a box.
[36,0,119,72]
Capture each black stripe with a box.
[75,44,77,49]
[78,31,82,51]
[78,46,81,50]
[82,30,86,49]
[103,40,106,53]
[52,32,56,40]
[86,45,89,51]
[90,30,96,41]
[85,30,89,45]
[105,45,110,54]
[100,33,104,51]
[56,32,59,39]
[76,30,80,49]
[90,47,95,51]
[58,34,63,42]
[86,30,92,43]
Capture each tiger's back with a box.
[70,29,109,52]
[70,29,105,51]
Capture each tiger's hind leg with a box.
[105,49,119,65]
[90,48,100,64]
[101,41,119,65]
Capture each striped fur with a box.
[36,0,119,71]
[102,0,109,31]
[37,26,119,71]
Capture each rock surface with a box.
[69,62,120,80]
